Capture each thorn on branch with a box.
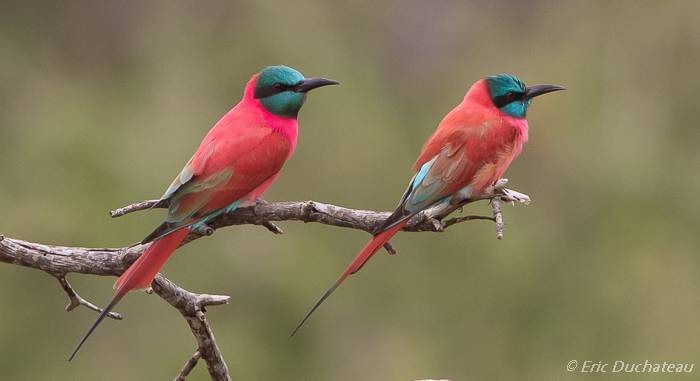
[57,276,122,320]
[383,242,397,255]
[262,221,283,235]
[246,199,284,234]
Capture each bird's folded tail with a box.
[69,227,191,361]
[113,227,191,291]
[291,219,409,336]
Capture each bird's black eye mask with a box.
[254,81,302,99]
[491,91,525,108]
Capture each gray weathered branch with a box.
[174,351,202,381]
[0,179,529,380]
[151,275,231,381]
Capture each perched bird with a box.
[70,65,338,360]
[292,74,564,335]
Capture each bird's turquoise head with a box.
[486,74,565,119]
[254,66,339,118]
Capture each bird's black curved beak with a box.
[295,78,339,93]
[523,84,566,100]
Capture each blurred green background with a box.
[1,0,700,380]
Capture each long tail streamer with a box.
[291,221,408,336]
[69,228,190,361]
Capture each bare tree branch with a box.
[174,351,202,381]
[151,275,231,381]
[0,179,529,380]
[492,197,505,240]
[109,199,160,217]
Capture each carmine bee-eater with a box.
[292,74,564,335]
[70,65,338,360]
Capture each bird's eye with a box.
[506,92,515,100]
[273,83,284,91]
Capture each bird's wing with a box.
[143,124,290,243]
[377,119,518,233]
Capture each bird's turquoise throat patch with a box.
[255,65,308,118]
[259,92,307,118]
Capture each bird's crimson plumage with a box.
[70,66,338,360]
[412,79,528,197]
[293,75,564,335]
[115,74,298,292]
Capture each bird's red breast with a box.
[412,79,529,197]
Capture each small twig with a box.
[442,215,495,229]
[195,294,231,309]
[174,351,202,381]
[383,242,396,255]
[253,199,284,234]
[110,199,160,218]
[492,197,504,240]
[56,275,123,319]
